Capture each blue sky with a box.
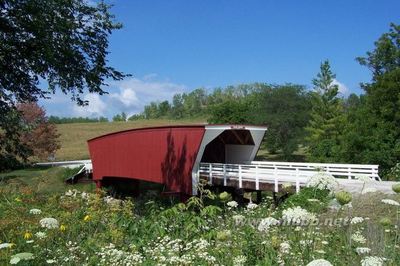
[41,0,400,118]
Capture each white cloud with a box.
[40,75,188,118]
[72,94,107,117]
[332,79,348,95]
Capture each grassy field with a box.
[54,119,207,161]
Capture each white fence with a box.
[199,161,380,193]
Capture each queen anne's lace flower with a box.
[257,217,280,232]
[306,172,338,191]
[246,202,258,210]
[282,206,317,224]
[35,232,46,239]
[29,208,42,215]
[96,243,143,265]
[356,247,371,255]
[351,217,364,224]
[381,199,400,206]
[10,253,34,265]
[233,255,247,266]
[351,231,366,244]
[39,218,59,229]
[306,259,333,266]
[279,242,290,254]
[0,243,13,249]
[227,201,238,208]
[361,256,386,266]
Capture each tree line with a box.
[48,116,109,124]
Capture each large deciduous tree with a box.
[253,84,311,160]
[0,0,127,168]
[338,24,400,176]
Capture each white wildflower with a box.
[351,217,364,225]
[361,256,386,266]
[10,253,34,264]
[282,206,317,224]
[381,199,400,206]
[306,259,333,266]
[81,192,89,200]
[65,189,78,197]
[351,231,367,244]
[97,243,143,265]
[321,241,329,245]
[227,201,238,208]
[35,232,47,239]
[247,202,258,210]
[279,241,290,254]
[46,259,56,264]
[300,239,313,245]
[356,247,371,255]
[39,218,59,229]
[233,255,247,266]
[29,208,42,215]
[306,172,338,191]
[232,215,245,224]
[104,196,122,208]
[258,217,280,232]
[0,243,13,249]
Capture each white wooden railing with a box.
[198,161,380,193]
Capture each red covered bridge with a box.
[38,124,392,197]
[88,125,267,196]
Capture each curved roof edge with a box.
[87,124,267,142]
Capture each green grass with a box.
[0,166,96,195]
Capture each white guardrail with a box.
[199,161,380,193]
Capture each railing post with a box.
[209,164,212,184]
[239,165,242,188]
[295,167,300,193]
[348,167,351,180]
[274,165,278,192]
[255,165,259,190]
[223,164,227,186]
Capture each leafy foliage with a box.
[17,102,61,160]
[253,84,311,159]
[0,0,126,168]
[0,0,127,108]
[48,116,109,124]
[335,23,400,176]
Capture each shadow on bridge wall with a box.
[161,131,195,196]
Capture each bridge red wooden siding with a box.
[88,126,205,195]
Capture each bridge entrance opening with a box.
[201,130,255,164]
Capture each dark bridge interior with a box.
[201,130,255,163]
